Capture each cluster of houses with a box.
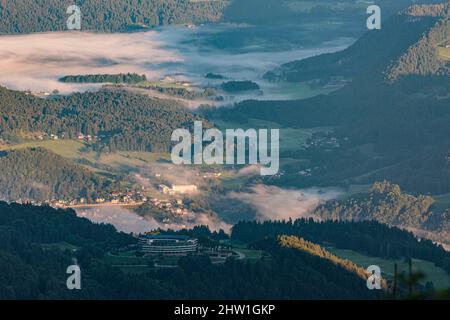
[297,167,322,177]
[31,132,104,143]
[48,189,148,207]
[104,190,148,205]
[305,134,345,151]
[21,129,111,144]
[148,197,191,216]
[34,132,64,141]
[76,133,97,143]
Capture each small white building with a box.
[172,185,198,194]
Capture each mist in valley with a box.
[0,24,353,102]
[0,22,355,233]
[76,205,231,234]
[228,184,342,222]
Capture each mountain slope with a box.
[387,8,449,80]
[266,2,449,82]
[232,218,450,277]
[216,3,450,196]
[0,87,205,152]
[0,147,117,202]
[0,0,228,34]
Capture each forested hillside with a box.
[216,4,450,196]
[217,75,450,194]
[0,202,380,299]
[277,235,372,285]
[312,181,450,246]
[315,181,434,226]
[0,0,425,34]
[387,16,449,80]
[0,87,205,152]
[265,7,446,82]
[0,148,118,202]
[231,218,450,274]
[0,0,228,34]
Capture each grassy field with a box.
[213,118,332,153]
[0,120,330,177]
[326,246,450,289]
[212,118,332,175]
[0,139,86,159]
[41,242,80,252]
[133,80,192,90]
[222,240,265,260]
[0,139,170,178]
[234,247,264,260]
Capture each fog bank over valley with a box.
[0,24,353,102]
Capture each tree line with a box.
[0,201,380,299]
[231,218,450,274]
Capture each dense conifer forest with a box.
[231,218,450,274]
[0,87,205,152]
[0,0,228,33]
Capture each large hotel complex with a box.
[138,234,199,256]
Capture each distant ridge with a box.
[266,2,449,83]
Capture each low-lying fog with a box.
[1,24,353,233]
[0,24,353,102]
[74,183,341,235]
[228,184,342,221]
[76,206,232,234]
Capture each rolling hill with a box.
[0,86,206,153]
[265,2,449,82]
[0,147,118,202]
